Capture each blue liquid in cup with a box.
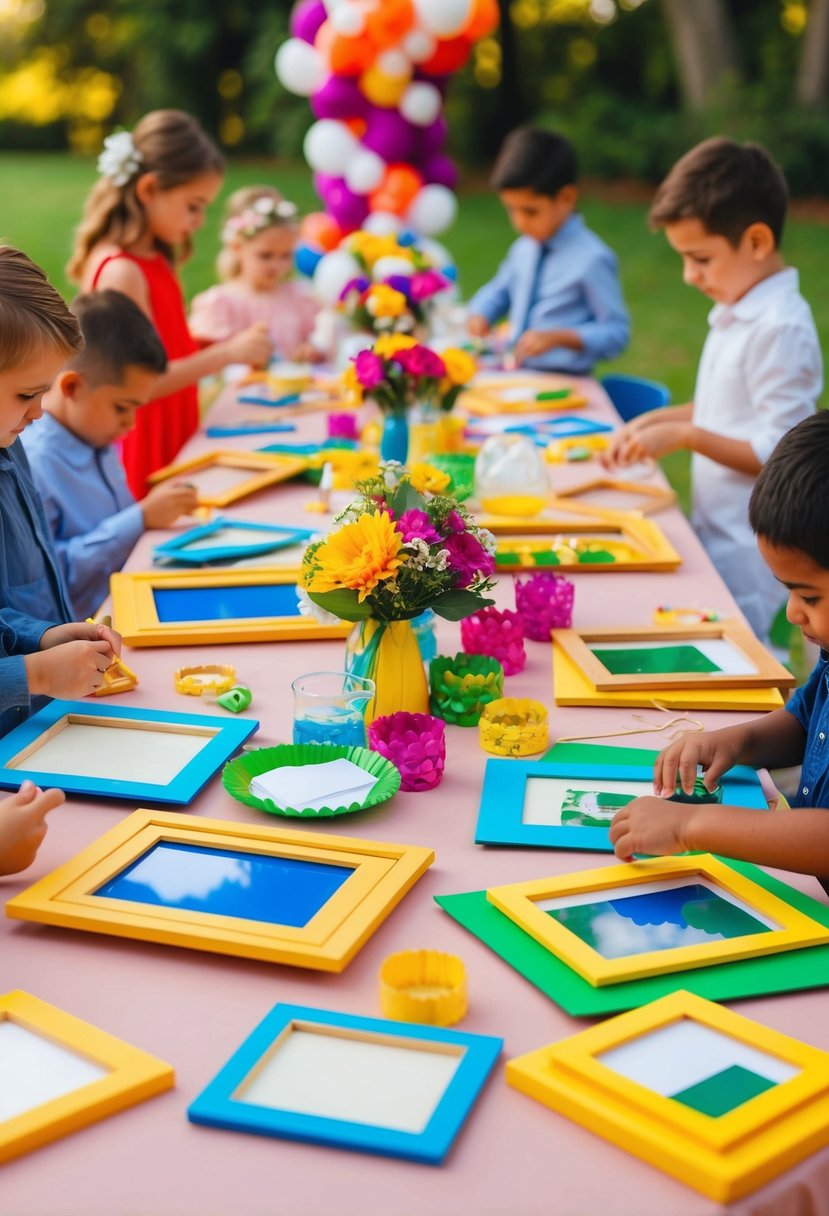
[293,707,367,748]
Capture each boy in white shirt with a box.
[606,137,822,646]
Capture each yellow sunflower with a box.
[306,512,404,602]
[440,347,477,386]
[340,363,363,404]
[409,463,451,494]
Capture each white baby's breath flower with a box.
[97,131,143,187]
[334,499,363,524]
[295,585,341,626]
[381,460,404,489]
[478,527,497,555]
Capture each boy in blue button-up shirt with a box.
[467,127,629,374]
[609,412,829,891]
[23,290,198,619]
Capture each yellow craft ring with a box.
[379,950,468,1027]
[174,664,237,696]
[479,697,549,756]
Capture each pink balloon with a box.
[420,152,457,190]
[313,172,337,199]
[326,178,370,231]
[311,75,368,121]
[362,106,417,162]
[290,0,326,44]
[417,115,448,158]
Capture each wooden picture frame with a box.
[553,622,795,691]
[111,568,350,647]
[6,810,434,972]
[0,700,258,804]
[506,989,829,1202]
[147,450,307,507]
[474,760,770,851]
[0,989,173,1164]
[188,1002,501,1163]
[477,516,682,573]
[152,517,315,567]
[551,477,676,517]
[486,854,829,986]
[462,376,588,416]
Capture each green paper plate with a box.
[222,743,400,818]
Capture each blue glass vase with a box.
[380,411,409,463]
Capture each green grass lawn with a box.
[3,150,829,513]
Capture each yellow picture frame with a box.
[0,989,173,1164]
[6,809,434,973]
[486,854,829,986]
[147,449,307,507]
[553,621,795,692]
[110,567,350,647]
[506,988,829,1202]
[550,476,676,517]
[478,515,682,573]
[461,375,588,416]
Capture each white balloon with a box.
[313,249,363,306]
[303,119,356,176]
[344,148,386,195]
[376,49,411,79]
[413,0,472,38]
[372,255,416,280]
[405,184,458,236]
[274,40,325,97]
[418,236,454,269]
[330,4,365,35]
[403,28,436,62]
[399,82,442,127]
[321,0,350,10]
[363,211,402,235]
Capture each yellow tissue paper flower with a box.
[341,363,364,404]
[366,284,408,318]
[409,463,451,494]
[440,347,477,386]
[373,334,418,358]
[306,512,405,602]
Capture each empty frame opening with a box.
[0,1019,109,1122]
[93,842,355,927]
[590,639,757,678]
[152,583,302,623]
[181,465,265,497]
[597,1018,799,1117]
[522,776,652,828]
[178,526,293,553]
[234,1022,464,1132]
[6,716,218,783]
[536,876,779,960]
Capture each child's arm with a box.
[603,403,692,468]
[466,256,513,338]
[24,636,119,700]
[515,250,630,367]
[0,781,64,877]
[654,709,807,796]
[606,415,760,474]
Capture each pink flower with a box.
[443,531,496,588]
[354,350,385,390]
[409,269,448,303]
[443,510,467,534]
[339,276,370,301]
[397,509,441,545]
[393,345,446,379]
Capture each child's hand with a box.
[513,329,561,363]
[223,323,273,369]
[609,796,694,862]
[654,731,741,798]
[39,620,122,658]
[467,314,490,339]
[25,639,118,699]
[0,781,64,876]
[291,341,324,364]
[605,419,691,467]
[141,481,199,529]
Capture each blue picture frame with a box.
[188,1003,501,1164]
[0,700,258,804]
[153,517,316,566]
[475,760,769,851]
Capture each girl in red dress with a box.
[68,110,272,497]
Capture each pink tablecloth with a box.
[2,378,827,1216]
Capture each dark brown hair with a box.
[749,412,829,568]
[70,291,167,385]
[0,246,83,372]
[490,126,577,198]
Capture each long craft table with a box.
[3,376,828,1216]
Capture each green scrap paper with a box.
[434,860,829,1017]
[670,1064,777,1118]
[541,743,660,765]
[591,643,721,676]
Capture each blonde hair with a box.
[0,246,83,372]
[67,110,225,283]
[217,184,298,281]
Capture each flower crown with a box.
[221,196,299,244]
[97,130,144,187]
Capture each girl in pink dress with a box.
[190,186,323,363]
[69,111,272,497]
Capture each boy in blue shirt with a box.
[610,412,829,890]
[23,291,198,619]
[466,126,629,373]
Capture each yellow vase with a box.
[345,618,429,724]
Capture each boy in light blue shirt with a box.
[23,291,197,619]
[467,127,629,373]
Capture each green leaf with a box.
[308,590,372,622]
[389,481,425,516]
[432,591,495,621]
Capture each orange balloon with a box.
[369,164,423,215]
[366,0,414,48]
[300,212,342,253]
[328,30,376,76]
[466,0,499,41]
[345,117,368,138]
[421,35,471,75]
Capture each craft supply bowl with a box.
[222,743,400,818]
[368,712,446,793]
[429,654,504,726]
[461,607,526,676]
[478,697,549,757]
[514,571,575,641]
[379,949,468,1026]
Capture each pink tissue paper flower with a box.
[408,269,448,303]
[397,509,441,545]
[393,345,446,379]
[443,531,496,588]
[354,350,385,390]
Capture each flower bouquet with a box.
[337,231,452,338]
[300,462,496,721]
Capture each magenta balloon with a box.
[362,107,417,162]
[417,115,448,159]
[311,75,368,121]
[313,171,337,201]
[326,179,370,230]
[421,152,458,191]
[290,0,326,44]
